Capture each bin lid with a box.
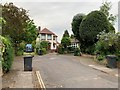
[23,55,34,58]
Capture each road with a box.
[33,53,118,88]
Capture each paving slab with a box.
[13,71,33,88]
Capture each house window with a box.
[47,34,52,40]
[41,34,46,40]
[53,36,56,40]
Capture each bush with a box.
[16,42,25,56]
[58,45,64,54]
[0,35,14,73]
[16,50,23,56]
[35,41,49,54]
[84,45,95,55]
[41,48,47,54]
[96,55,105,61]
[67,46,74,53]
[95,31,120,60]
[40,41,49,50]
[74,48,81,56]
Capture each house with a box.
[70,38,79,48]
[36,27,59,51]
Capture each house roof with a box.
[40,28,57,37]
[71,38,79,43]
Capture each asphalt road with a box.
[33,54,118,88]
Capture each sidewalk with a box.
[2,71,34,88]
[2,56,35,88]
[75,55,118,77]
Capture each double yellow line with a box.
[36,71,46,90]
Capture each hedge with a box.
[0,35,14,73]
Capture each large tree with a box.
[100,1,116,24]
[79,11,110,49]
[61,37,71,49]
[2,3,37,54]
[100,1,116,32]
[71,13,85,40]
[63,30,70,38]
[2,3,29,45]
[24,20,37,43]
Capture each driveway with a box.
[33,53,118,88]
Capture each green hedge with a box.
[0,35,14,73]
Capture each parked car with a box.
[25,44,34,53]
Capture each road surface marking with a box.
[36,71,46,90]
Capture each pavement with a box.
[2,56,36,89]
[75,55,118,77]
[2,53,119,88]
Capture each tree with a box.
[2,3,30,52]
[70,34,74,39]
[79,10,110,52]
[63,30,69,37]
[2,3,37,54]
[24,20,37,43]
[100,1,116,25]
[61,37,71,49]
[71,13,85,40]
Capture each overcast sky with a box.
[2,0,119,42]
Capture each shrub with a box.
[58,45,64,54]
[16,50,23,56]
[96,55,105,61]
[74,48,81,56]
[41,48,47,54]
[95,31,120,60]
[16,42,25,56]
[0,35,14,73]
[67,46,74,53]
[84,45,95,55]
[40,41,49,50]
[35,41,49,54]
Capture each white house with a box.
[36,27,59,51]
[70,38,79,48]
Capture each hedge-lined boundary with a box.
[0,35,14,73]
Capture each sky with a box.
[2,0,120,42]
